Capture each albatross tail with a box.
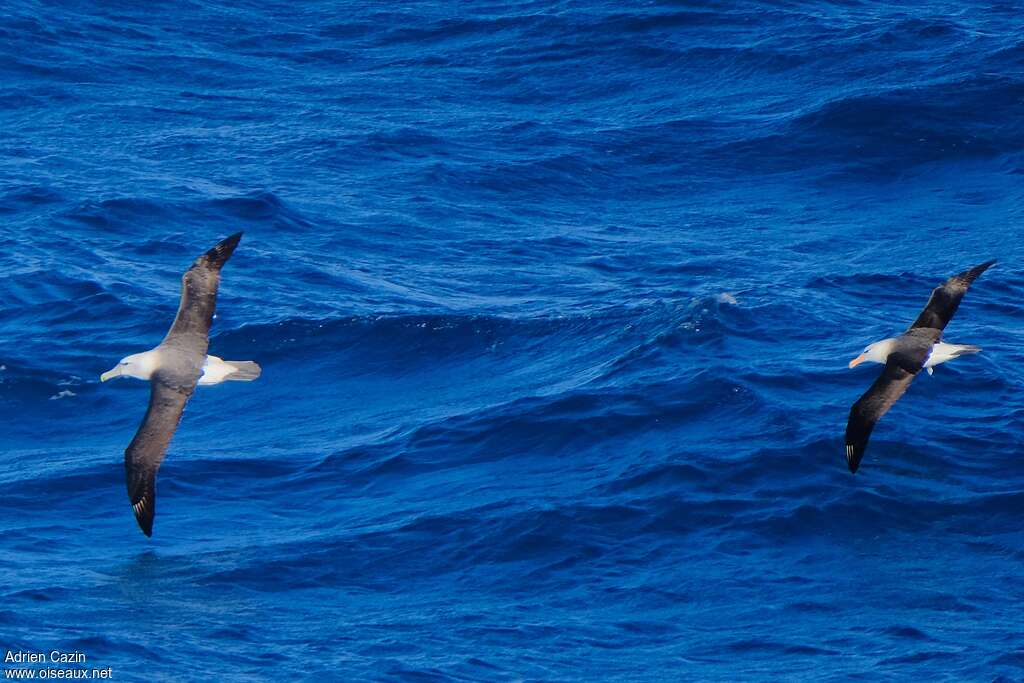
[927,342,982,365]
[950,344,981,358]
[198,355,262,385]
[222,360,261,381]
[923,342,982,375]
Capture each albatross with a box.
[100,232,260,536]
[844,260,994,473]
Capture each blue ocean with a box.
[1,1,1023,680]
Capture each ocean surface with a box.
[1,1,1023,680]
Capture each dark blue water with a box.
[2,1,1023,680]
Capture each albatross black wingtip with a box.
[131,492,155,537]
[845,442,862,474]
[960,259,997,283]
[201,232,244,269]
[128,472,156,537]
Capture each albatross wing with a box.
[125,376,192,536]
[909,260,996,332]
[164,231,243,342]
[844,359,918,473]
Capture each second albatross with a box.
[844,260,995,474]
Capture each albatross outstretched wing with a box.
[125,376,192,536]
[844,359,918,473]
[909,260,996,332]
[164,231,243,342]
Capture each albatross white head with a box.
[848,338,896,369]
[100,351,160,382]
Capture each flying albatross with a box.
[100,232,260,536]
[844,260,995,473]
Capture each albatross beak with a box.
[848,354,866,369]
[100,366,121,382]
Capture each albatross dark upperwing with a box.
[125,376,192,536]
[844,358,918,473]
[909,260,996,332]
[164,231,243,342]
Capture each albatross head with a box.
[101,351,159,382]
[849,338,896,369]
